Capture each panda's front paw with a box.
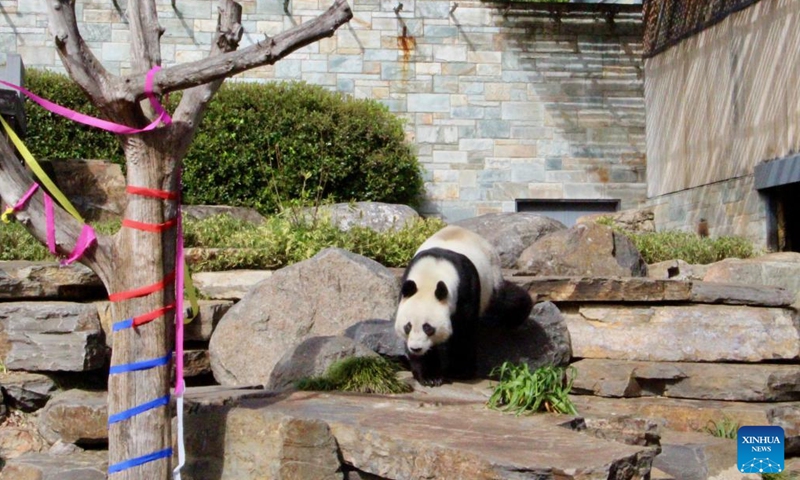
[418,376,444,387]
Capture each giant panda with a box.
[394,225,533,386]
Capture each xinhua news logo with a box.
[737,426,785,474]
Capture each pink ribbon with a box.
[45,194,56,254]
[174,172,185,395]
[43,192,97,266]
[0,66,171,135]
[4,183,39,213]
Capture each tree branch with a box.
[46,0,111,108]
[112,0,353,100]
[0,137,114,286]
[128,0,163,72]
[168,0,244,155]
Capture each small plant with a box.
[705,416,738,439]
[296,356,413,394]
[487,363,578,415]
[762,473,796,480]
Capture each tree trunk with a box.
[107,136,178,479]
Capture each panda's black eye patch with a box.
[423,323,436,337]
[403,322,412,335]
[401,280,417,298]
[435,281,448,301]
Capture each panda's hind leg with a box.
[483,280,533,328]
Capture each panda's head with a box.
[394,258,457,356]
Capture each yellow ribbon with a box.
[1,206,14,224]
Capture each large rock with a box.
[37,390,108,446]
[0,302,107,371]
[267,336,379,391]
[310,202,420,232]
[343,319,406,360]
[0,372,58,411]
[454,213,566,268]
[703,252,800,294]
[209,248,400,386]
[514,276,794,307]
[0,423,46,459]
[577,207,656,234]
[652,431,737,480]
[566,305,800,362]
[183,205,266,225]
[43,159,126,221]
[183,398,342,480]
[648,260,708,281]
[476,301,571,377]
[0,451,107,480]
[517,223,648,277]
[221,391,654,479]
[0,261,105,301]
[572,359,800,402]
[192,270,274,301]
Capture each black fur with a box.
[401,280,417,298]
[481,280,533,329]
[399,247,480,387]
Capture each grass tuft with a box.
[705,415,738,439]
[487,363,578,415]
[296,356,413,394]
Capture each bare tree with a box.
[0,1,352,478]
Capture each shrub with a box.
[704,415,738,439]
[295,356,412,394]
[487,362,578,415]
[23,70,424,212]
[180,81,423,213]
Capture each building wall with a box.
[644,0,800,246]
[0,0,646,221]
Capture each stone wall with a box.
[643,0,799,248]
[0,0,646,221]
[648,175,768,246]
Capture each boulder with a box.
[0,451,107,480]
[37,390,108,446]
[454,213,566,268]
[183,399,342,480]
[0,372,58,411]
[0,261,105,301]
[308,202,420,232]
[652,430,737,480]
[0,302,107,371]
[0,424,46,460]
[343,319,406,360]
[517,223,648,277]
[572,359,800,402]
[182,205,266,225]
[183,350,212,378]
[192,270,274,301]
[209,248,400,386]
[703,252,800,294]
[648,260,708,281]
[566,305,799,362]
[42,159,126,221]
[267,336,379,391]
[475,301,571,377]
[577,207,656,233]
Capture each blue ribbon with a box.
[108,395,170,425]
[108,447,173,474]
[112,318,134,332]
[109,353,171,375]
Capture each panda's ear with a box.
[401,280,417,298]
[435,281,448,301]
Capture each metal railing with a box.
[643,0,762,58]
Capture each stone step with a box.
[564,304,799,362]
[652,430,737,480]
[183,387,654,480]
[191,270,274,301]
[569,395,800,456]
[0,302,107,372]
[0,371,57,412]
[0,451,107,480]
[509,276,795,307]
[37,389,107,446]
[571,359,800,402]
[0,261,105,301]
[96,298,233,346]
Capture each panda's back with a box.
[415,225,502,314]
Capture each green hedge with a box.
[23,70,423,213]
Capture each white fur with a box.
[394,256,457,355]
[395,225,503,356]
[415,225,502,315]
